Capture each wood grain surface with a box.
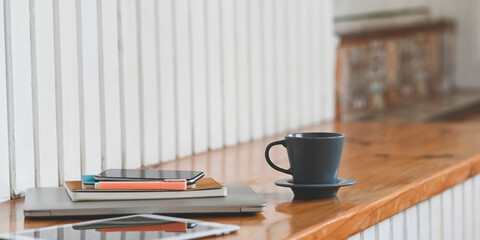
[1,121,480,239]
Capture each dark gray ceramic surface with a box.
[265,132,345,185]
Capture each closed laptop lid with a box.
[24,184,266,217]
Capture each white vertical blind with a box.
[262,0,276,136]
[377,218,391,240]
[0,0,336,200]
[273,0,288,133]
[119,0,141,168]
[220,0,238,147]
[190,0,209,154]
[418,200,430,239]
[0,0,10,201]
[78,0,102,175]
[139,0,160,165]
[205,0,223,150]
[321,0,336,120]
[57,0,82,182]
[299,0,313,127]
[473,175,480,239]
[286,0,299,131]
[8,0,36,194]
[405,203,419,240]
[475,176,480,239]
[442,188,454,240]
[311,0,323,123]
[98,0,122,170]
[235,0,251,143]
[391,212,404,240]
[173,0,193,157]
[157,0,177,162]
[249,0,264,140]
[31,0,59,187]
[430,195,442,239]
[362,225,375,239]
[463,178,474,240]
[453,184,464,239]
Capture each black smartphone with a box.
[94,169,205,185]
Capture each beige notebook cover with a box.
[64,178,226,202]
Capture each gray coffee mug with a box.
[265,132,345,184]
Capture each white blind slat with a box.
[405,205,418,240]
[205,0,224,150]
[249,0,264,140]
[99,0,122,170]
[322,0,336,120]
[274,0,287,133]
[362,225,376,240]
[262,0,276,136]
[221,0,238,146]
[299,0,313,127]
[157,0,177,162]
[119,0,142,168]
[139,0,160,165]
[286,0,299,130]
[346,233,360,240]
[442,188,454,240]
[235,0,251,143]
[453,184,464,239]
[463,178,474,239]
[391,212,404,240]
[33,0,59,187]
[57,0,81,182]
[0,0,10,201]
[377,218,391,240]
[418,200,430,240]
[78,0,102,175]
[173,0,193,158]
[430,196,442,239]
[474,175,480,239]
[9,0,35,194]
[190,0,209,154]
[311,0,323,123]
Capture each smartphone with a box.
[94,169,205,185]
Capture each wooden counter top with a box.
[1,121,480,239]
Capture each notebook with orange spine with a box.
[64,178,226,202]
[95,180,187,190]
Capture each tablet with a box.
[0,214,239,240]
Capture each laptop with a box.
[24,184,266,217]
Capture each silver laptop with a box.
[24,184,266,217]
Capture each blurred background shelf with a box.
[353,89,480,122]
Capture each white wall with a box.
[334,0,480,88]
[0,0,336,200]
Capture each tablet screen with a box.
[0,214,239,240]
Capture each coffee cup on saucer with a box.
[265,132,355,199]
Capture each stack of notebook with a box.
[64,169,226,202]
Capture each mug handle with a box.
[265,140,291,174]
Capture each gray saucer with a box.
[275,177,356,199]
